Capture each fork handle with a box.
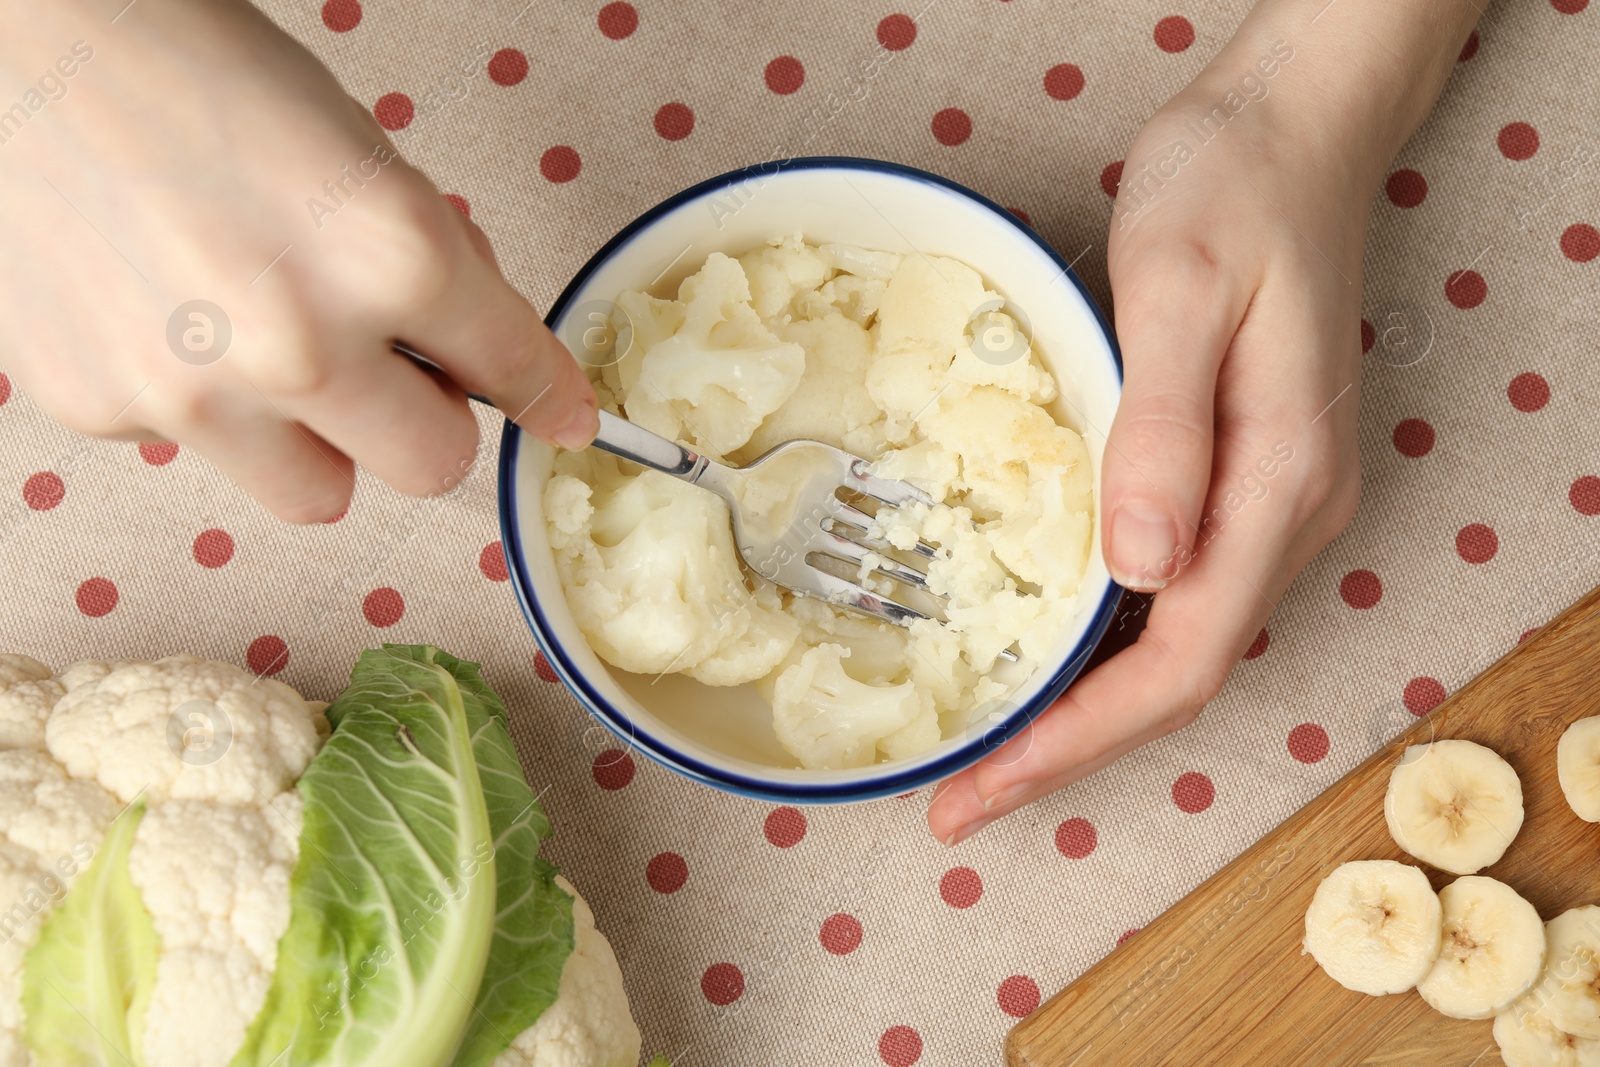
[590,409,712,481]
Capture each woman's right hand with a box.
[0,0,596,522]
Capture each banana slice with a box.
[1384,738,1524,874]
[1494,1005,1600,1067]
[1558,717,1600,822]
[1303,859,1442,995]
[1524,906,1600,1040]
[1417,876,1546,1019]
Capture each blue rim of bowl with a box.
[497,155,1124,803]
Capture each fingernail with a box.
[982,782,1033,812]
[1110,502,1178,590]
[942,815,994,847]
[552,399,598,450]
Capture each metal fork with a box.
[393,344,990,645]
[591,410,956,633]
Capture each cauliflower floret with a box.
[770,645,935,770]
[737,233,830,319]
[919,384,1089,520]
[620,252,805,457]
[874,254,998,355]
[0,657,60,753]
[0,751,119,1067]
[733,312,883,463]
[546,458,796,683]
[44,656,326,807]
[130,794,302,1067]
[491,878,641,1067]
[683,582,801,687]
[948,315,1059,404]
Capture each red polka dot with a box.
[321,0,360,32]
[443,193,470,216]
[997,975,1040,1018]
[373,93,413,131]
[323,506,347,524]
[247,635,289,676]
[879,1026,922,1067]
[764,55,804,95]
[654,102,694,140]
[877,13,917,50]
[1054,817,1096,859]
[1172,771,1214,813]
[1360,319,1375,354]
[1458,30,1479,61]
[1007,207,1031,226]
[1393,418,1435,458]
[1117,928,1140,947]
[479,542,509,582]
[932,108,971,146]
[1340,569,1382,609]
[1498,122,1539,161]
[1552,0,1588,12]
[488,48,528,86]
[1445,269,1487,309]
[534,651,559,683]
[1561,223,1600,263]
[1571,476,1600,516]
[138,442,178,466]
[1404,677,1447,716]
[1287,723,1330,764]
[1153,15,1195,52]
[646,852,687,893]
[362,587,404,627]
[592,748,636,790]
[1243,628,1270,660]
[1100,160,1123,198]
[597,1,638,39]
[540,146,581,183]
[1044,63,1085,101]
[1521,628,1540,644]
[0,372,9,406]
[193,528,234,569]
[820,913,863,955]
[75,577,117,618]
[22,472,64,511]
[1508,372,1550,412]
[764,806,806,848]
[701,963,743,1006]
[1385,169,1428,208]
[940,866,983,908]
[1456,523,1498,564]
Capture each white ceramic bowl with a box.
[497,157,1122,803]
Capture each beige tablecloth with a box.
[3,0,1599,1063]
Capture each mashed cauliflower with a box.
[544,235,1094,770]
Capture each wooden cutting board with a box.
[1007,583,1600,1067]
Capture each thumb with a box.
[1102,248,1248,591]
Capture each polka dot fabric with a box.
[2,1,1598,1063]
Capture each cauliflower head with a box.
[2,651,640,1067]
[490,878,641,1067]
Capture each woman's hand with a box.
[927,0,1481,845]
[0,0,596,522]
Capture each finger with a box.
[270,346,481,499]
[152,388,355,524]
[1102,241,1253,591]
[396,210,598,450]
[927,461,1306,845]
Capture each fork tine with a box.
[844,459,935,508]
[795,568,932,628]
[817,530,937,595]
[820,494,940,561]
